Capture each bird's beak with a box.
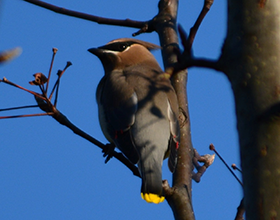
[88,48,103,56]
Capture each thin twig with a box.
[54,79,60,107]
[209,144,243,186]
[49,77,59,101]
[49,62,72,102]
[176,25,221,72]
[46,48,58,93]
[0,64,139,176]
[0,105,39,112]
[187,0,214,51]
[39,84,47,98]
[232,164,242,173]
[0,112,53,119]
[1,77,47,101]
[0,76,140,177]
[51,108,140,177]
[175,0,223,72]
[24,0,146,29]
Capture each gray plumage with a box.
[88,38,180,204]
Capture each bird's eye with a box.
[119,43,128,51]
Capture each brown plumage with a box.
[88,38,180,204]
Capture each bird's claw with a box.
[102,143,115,163]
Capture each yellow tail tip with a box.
[141,193,165,204]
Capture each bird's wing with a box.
[163,79,180,173]
[97,73,139,164]
[167,99,180,173]
[98,71,138,131]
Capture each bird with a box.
[88,38,180,204]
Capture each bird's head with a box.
[88,38,161,73]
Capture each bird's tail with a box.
[138,155,164,204]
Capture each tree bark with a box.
[155,0,195,219]
[221,0,280,219]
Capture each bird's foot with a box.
[102,143,115,163]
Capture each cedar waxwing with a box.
[88,38,180,204]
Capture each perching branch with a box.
[0,48,140,178]
[48,104,140,178]
[153,0,216,219]
[45,48,57,93]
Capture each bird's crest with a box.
[107,38,161,51]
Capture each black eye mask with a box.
[99,41,135,52]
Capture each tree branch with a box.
[173,1,225,74]
[0,104,39,112]
[1,49,141,178]
[210,144,243,186]
[187,0,214,51]
[49,105,140,177]
[1,77,47,101]
[0,112,53,119]
[154,0,216,219]
[175,24,222,72]
[234,198,245,220]
[153,0,195,219]
[180,56,222,71]
[19,1,218,218]
[23,0,149,31]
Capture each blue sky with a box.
[0,1,242,219]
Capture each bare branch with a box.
[187,0,214,51]
[0,112,53,119]
[23,0,148,30]
[0,104,39,112]
[185,57,222,71]
[154,0,196,219]
[210,144,243,186]
[1,77,47,101]
[45,48,58,93]
[0,50,140,178]
[49,106,141,177]
[232,164,242,173]
[50,61,72,106]
[173,1,225,73]
[176,25,222,72]
[234,198,245,220]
